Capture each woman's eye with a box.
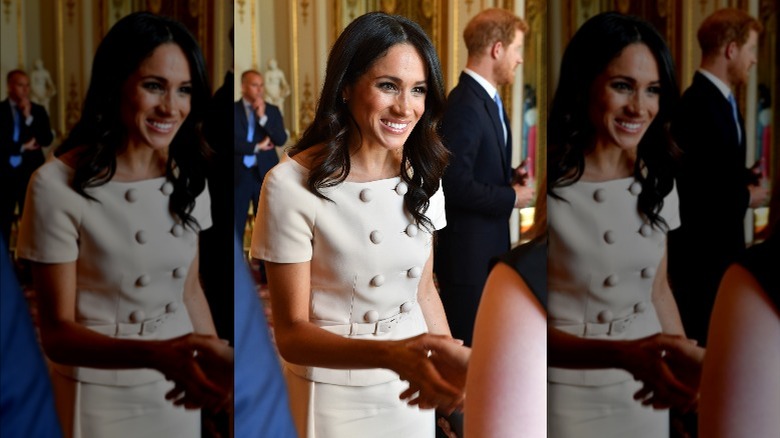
[142,82,164,91]
[611,81,632,92]
[178,86,193,95]
[411,86,427,95]
[647,85,662,95]
[378,82,398,91]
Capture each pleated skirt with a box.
[284,367,434,438]
[548,379,668,438]
[50,371,200,438]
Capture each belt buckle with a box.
[609,316,631,335]
[141,316,165,335]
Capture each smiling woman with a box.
[248,11,468,438]
[15,11,231,438]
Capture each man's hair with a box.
[463,8,527,56]
[697,8,762,58]
[241,69,261,83]
[6,69,27,83]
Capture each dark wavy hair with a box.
[288,11,449,232]
[56,11,211,230]
[548,12,680,229]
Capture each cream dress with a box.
[17,158,211,438]
[547,177,680,438]
[251,158,446,438]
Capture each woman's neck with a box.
[346,144,402,182]
[113,144,167,181]
[581,144,635,182]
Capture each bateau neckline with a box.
[53,157,168,184]
[573,176,636,184]
[287,155,402,185]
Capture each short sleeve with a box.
[16,162,83,263]
[250,162,316,263]
[426,181,447,231]
[193,181,213,231]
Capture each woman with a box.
[17,12,229,437]
[251,11,463,438]
[546,12,703,437]
[699,186,779,437]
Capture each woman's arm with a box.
[32,261,228,408]
[417,248,451,336]
[265,259,463,408]
[465,262,546,438]
[699,264,780,437]
[651,246,686,336]
[183,248,217,336]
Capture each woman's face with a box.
[589,43,660,153]
[344,43,427,152]
[120,43,192,152]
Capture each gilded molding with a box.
[299,75,315,132]
[465,0,474,14]
[16,0,22,68]
[301,0,310,25]
[146,0,162,14]
[237,0,245,23]
[66,0,76,24]
[251,0,257,69]
[292,0,300,136]
[56,0,66,135]
[3,0,11,23]
[66,75,80,133]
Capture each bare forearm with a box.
[418,283,452,336]
[184,251,217,335]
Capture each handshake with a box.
[512,158,536,208]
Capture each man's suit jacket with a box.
[669,72,754,344]
[435,72,515,288]
[233,99,287,185]
[0,99,53,178]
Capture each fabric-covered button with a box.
[400,302,414,313]
[125,188,138,203]
[166,302,180,313]
[359,189,373,202]
[395,182,408,196]
[130,310,146,323]
[603,230,615,244]
[173,267,187,279]
[405,224,418,237]
[629,181,642,195]
[364,310,379,323]
[171,224,184,237]
[604,274,619,287]
[593,189,606,203]
[634,301,648,313]
[160,182,174,196]
[370,275,385,287]
[639,223,653,237]
[135,230,148,244]
[370,230,383,244]
[136,274,150,287]
[597,310,613,323]
[641,267,655,279]
[407,266,422,278]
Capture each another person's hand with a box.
[391,333,465,414]
[18,97,32,118]
[748,183,769,208]
[512,158,531,187]
[153,333,232,412]
[256,136,274,152]
[512,183,535,209]
[21,139,40,151]
[402,341,471,413]
[252,98,266,119]
[620,333,699,411]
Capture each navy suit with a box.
[0,99,53,243]
[669,72,755,346]
[233,99,287,234]
[434,72,515,347]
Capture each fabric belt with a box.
[555,311,639,337]
[87,309,176,337]
[317,311,410,336]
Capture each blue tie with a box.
[11,105,20,143]
[494,93,507,146]
[9,105,22,168]
[244,105,257,168]
[728,94,742,144]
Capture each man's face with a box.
[7,72,30,102]
[727,30,758,87]
[494,29,524,87]
[242,72,265,101]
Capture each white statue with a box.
[264,58,291,113]
[30,59,57,114]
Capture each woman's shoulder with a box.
[493,237,547,308]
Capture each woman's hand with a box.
[391,334,466,414]
[620,333,701,411]
[151,333,232,412]
[634,338,704,412]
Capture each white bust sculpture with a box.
[30,59,57,114]
[264,58,291,113]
